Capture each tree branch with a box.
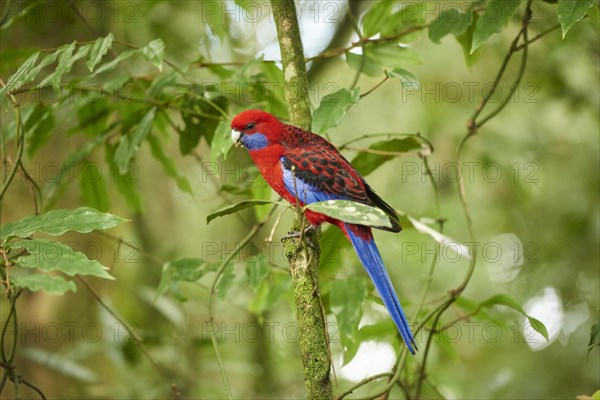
[270,1,332,399]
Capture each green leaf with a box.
[234,0,252,11]
[358,320,396,341]
[368,43,422,68]
[362,0,394,37]
[246,255,269,291]
[147,133,192,193]
[346,45,421,79]
[0,1,37,31]
[304,200,393,229]
[112,164,143,213]
[148,70,180,98]
[455,296,479,314]
[26,103,55,156]
[140,38,165,71]
[206,200,277,225]
[206,63,236,79]
[454,297,501,326]
[156,257,214,301]
[167,258,207,281]
[588,321,600,357]
[114,107,156,174]
[319,226,350,282]
[38,41,87,93]
[471,0,521,53]
[312,88,361,135]
[429,7,472,44]
[558,0,594,37]
[386,68,419,87]
[220,183,252,196]
[76,97,110,135]
[436,329,461,361]
[251,178,275,221]
[178,116,202,155]
[177,87,226,155]
[13,238,114,280]
[42,130,111,206]
[1,207,126,241]
[588,4,600,29]
[6,51,40,82]
[248,272,292,316]
[0,51,40,103]
[216,263,236,300]
[381,6,426,37]
[481,294,525,312]
[210,120,234,162]
[330,277,368,365]
[481,294,549,341]
[456,10,482,68]
[92,49,137,76]
[87,33,114,72]
[104,141,142,213]
[12,274,76,295]
[74,42,92,61]
[351,137,421,176]
[79,162,110,212]
[346,51,383,77]
[257,61,288,117]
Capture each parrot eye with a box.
[245,122,255,130]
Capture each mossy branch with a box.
[271,0,312,131]
[270,1,333,399]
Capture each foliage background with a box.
[0,0,598,399]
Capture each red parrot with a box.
[231,109,417,354]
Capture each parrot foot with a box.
[282,225,319,250]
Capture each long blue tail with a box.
[345,224,417,354]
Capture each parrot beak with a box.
[231,129,242,147]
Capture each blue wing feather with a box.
[280,157,341,204]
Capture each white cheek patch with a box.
[231,129,241,146]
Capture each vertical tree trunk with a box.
[270,1,333,399]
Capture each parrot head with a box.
[231,109,282,150]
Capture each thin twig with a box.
[360,76,389,98]
[12,85,221,120]
[477,8,531,128]
[306,25,428,62]
[16,162,43,215]
[344,146,420,157]
[338,132,430,151]
[335,372,394,400]
[206,206,277,398]
[17,376,47,400]
[0,79,24,203]
[211,333,233,400]
[78,277,182,399]
[464,1,533,144]
[207,210,273,321]
[514,23,560,51]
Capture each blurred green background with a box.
[1,0,598,399]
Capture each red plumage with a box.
[231,109,416,353]
[231,109,401,237]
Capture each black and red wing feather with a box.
[281,128,401,232]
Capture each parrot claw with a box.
[282,225,319,250]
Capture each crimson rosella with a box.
[231,109,417,354]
